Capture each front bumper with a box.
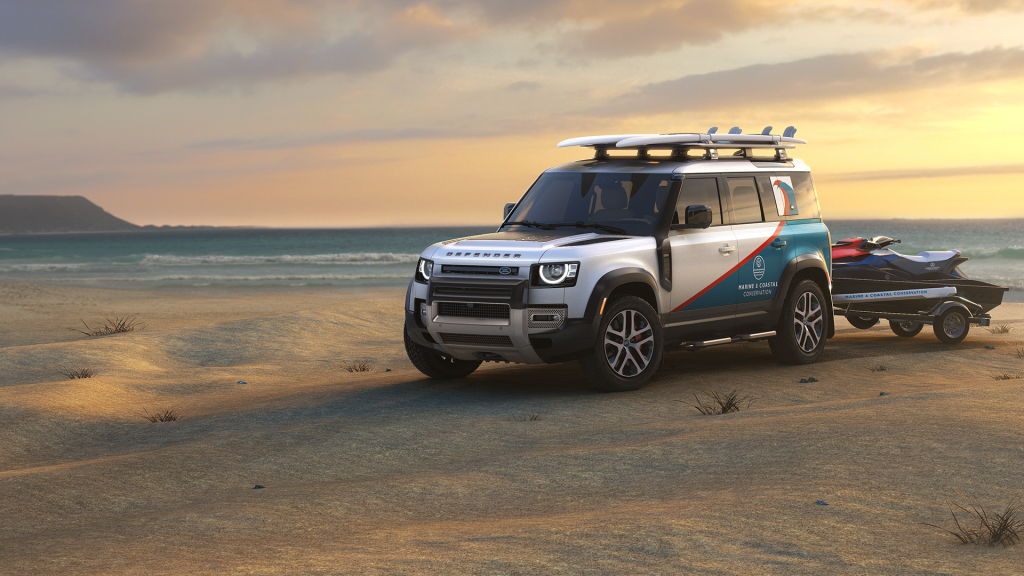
[405,276,598,364]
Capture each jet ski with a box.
[830,236,1008,344]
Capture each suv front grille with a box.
[438,302,510,319]
[441,265,520,276]
[439,333,514,347]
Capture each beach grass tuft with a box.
[344,362,372,373]
[143,408,180,422]
[511,413,541,421]
[987,324,1012,334]
[59,367,95,379]
[71,314,145,337]
[869,364,888,372]
[923,490,1022,547]
[992,373,1024,380]
[686,389,753,415]
[1013,345,1024,360]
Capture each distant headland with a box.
[0,195,215,234]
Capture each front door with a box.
[667,177,738,331]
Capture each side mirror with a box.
[504,202,516,219]
[672,205,712,230]
[685,205,713,229]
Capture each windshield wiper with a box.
[502,220,555,230]
[546,221,628,235]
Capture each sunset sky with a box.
[2,0,1024,227]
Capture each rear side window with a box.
[726,177,763,224]
[765,172,821,220]
[790,173,821,219]
[674,177,722,226]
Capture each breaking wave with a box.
[960,248,1024,260]
[139,253,420,266]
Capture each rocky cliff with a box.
[0,195,140,234]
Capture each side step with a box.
[679,331,776,351]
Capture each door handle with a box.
[771,239,787,249]
[718,245,736,254]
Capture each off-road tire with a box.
[889,320,924,338]
[933,307,970,345]
[769,279,827,365]
[404,330,481,379]
[847,316,879,330]
[579,295,663,392]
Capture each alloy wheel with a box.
[793,291,823,353]
[603,309,655,377]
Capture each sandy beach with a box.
[1,282,1022,575]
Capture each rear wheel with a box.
[889,320,923,338]
[847,316,879,330]
[579,296,663,392]
[933,308,970,345]
[769,279,827,365]
[404,330,481,379]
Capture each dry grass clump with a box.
[344,362,372,373]
[992,373,1024,380]
[869,364,888,372]
[987,324,1012,334]
[59,367,95,379]
[511,413,541,421]
[686,389,754,415]
[924,490,1022,547]
[71,314,145,337]
[143,408,180,422]
[1013,345,1024,360]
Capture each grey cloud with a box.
[0,0,472,92]
[190,125,507,150]
[77,34,410,93]
[562,0,778,57]
[818,162,1024,183]
[600,46,1024,115]
[506,81,541,92]
[0,0,232,63]
[0,85,44,99]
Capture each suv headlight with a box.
[415,258,434,284]
[532,262,579,287]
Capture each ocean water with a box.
[0,220,1021,301]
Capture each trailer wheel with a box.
[847,316,879,330]
[889,320,923,338]
[933,308,969,345]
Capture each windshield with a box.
[504,172,672,236]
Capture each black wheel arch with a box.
[772,254,835,338]
[583,268,661,322]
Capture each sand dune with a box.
[1,283,1022,574]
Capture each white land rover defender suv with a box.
[404,127,833,391]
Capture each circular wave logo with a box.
[753,255,765,280]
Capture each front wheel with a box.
[579,296,663,392]
[847,316,879,330]
[769,279,827,365]
[889,320,923,338]
[404,330,481,379]
[933,308,970,345]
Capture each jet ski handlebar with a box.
[860,236,900,251]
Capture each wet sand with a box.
[1,283,1022,574]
